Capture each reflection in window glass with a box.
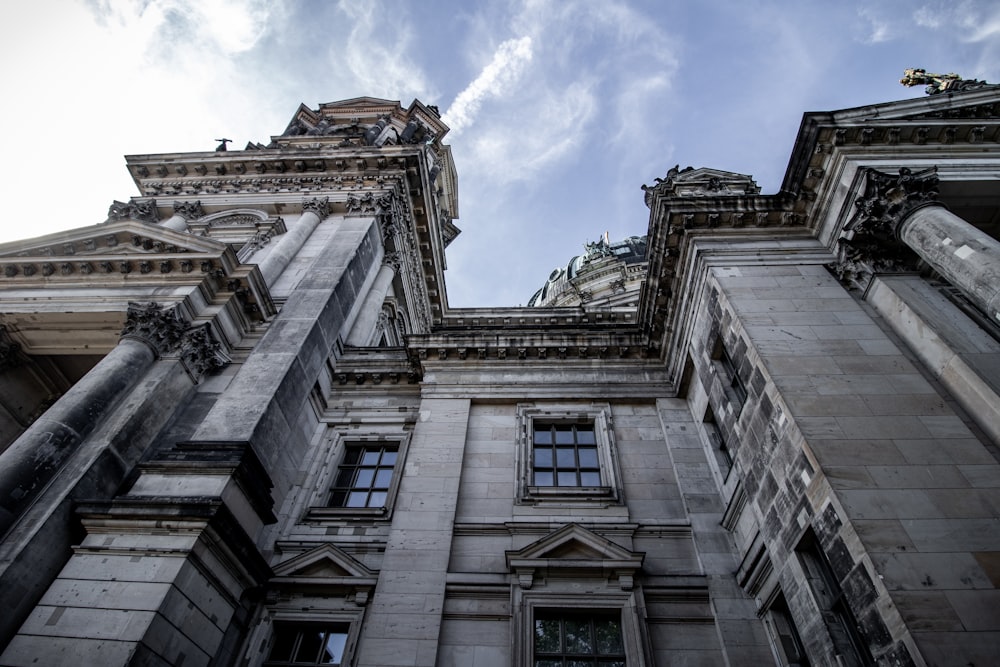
[328,444,398,508]
[533,611,625,666]
[266,624,348,666]
[532,424,601,487]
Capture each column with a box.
[257,197,330,285]
[899,205,1000,323]
[846,166,1000,322]
[160,200,204,232]
[0,303,185,534]
[345,259,396,346]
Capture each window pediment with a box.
[271,544,377,605]
[505,524,644,590]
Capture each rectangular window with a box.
[266,624,349,666]
[533,611,625,667]
[328,444,398,508]
[532,424,601,487]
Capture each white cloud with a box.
[336,1,437,102]
[443,36,533,134]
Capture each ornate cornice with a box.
[106,199,158,224]
[302,196,330,218]
[173,200,205,220]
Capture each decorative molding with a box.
[106,199,158,224]
[173,200,204,220]
[119,302,187,357]
[179,324,231,380]
[301,196,330,219]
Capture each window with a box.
[765,593,810,667]
[533,611,626,667]
[796,532,874,667]
[532,424,601,487]
[710,333,747,414]
[265,624,349,666]
[328,444,398,508]
[515,403,623,505]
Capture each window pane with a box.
[328,490,347,507]
[564,619,592,653]
[534,428,552,445]
[374,469,393,488]
[355,469,375,488]
[334,469,355,488]
[343,448,361,464]
[556,447,576,467]
[535,661,561,667]
[361,450,381,465]
[294,629,324,662]
[557,471,577,486]
[368,491,387,507]
[320,632,347,663]
[534,447,553,467]
[576,429,596,444]
[381,450,398,465]
[346,491,368,507]
[534,618,562,652]
[554,428,574,444]
[580,471,601,486]
[534,471,554,486]
[595,619,623,653]
[577,448,598,468]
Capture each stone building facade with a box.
[0,84,998,666]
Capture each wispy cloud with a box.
[443,36,533,134]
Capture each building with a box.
[0,74,998,666]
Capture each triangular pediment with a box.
[272,543,375,580]
[644,167,760,200]
[827,85,1000,124]
[507,523,642,566]
[0,220,229,260]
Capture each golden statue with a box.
[901,68,988,95]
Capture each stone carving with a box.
[106,199,158,224]
[180,324,230,379]
[901,68,990,95]
[302,197,330,218]
[173,201,205,220]
[847,166,940,239]
[120,302,188,357]
[831,167,937,290]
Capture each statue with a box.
[900,68,989,95]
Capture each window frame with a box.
[514,403,622,505]
[533,609,627,665]
[513,592,650,667]
[263,622,351,667]
[304,431,410,520]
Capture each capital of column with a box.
[107,199,159,224]
[302,196,330,219]
[120,302,187,358]
[848,166,941,239]
[173,200,205,220]
[180,324,230,380]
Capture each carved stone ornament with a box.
[900,68,991,95]
[831,167,939,290]
[301,197,330,219]
[106,199,159,224]
[173,200,205,220]
[847,166,940,239]
[119,302,188,358]
[180,324,230,379]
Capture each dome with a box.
[528,235,647,308]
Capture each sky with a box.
[1,1,998,307]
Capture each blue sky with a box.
[1,1,998,306]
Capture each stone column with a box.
[160,200,204,232]
[345,257,396,346]
[257,197,330,285]
[898,205,1000,323]
[842,167,1000,322]
[0,303,185,534]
